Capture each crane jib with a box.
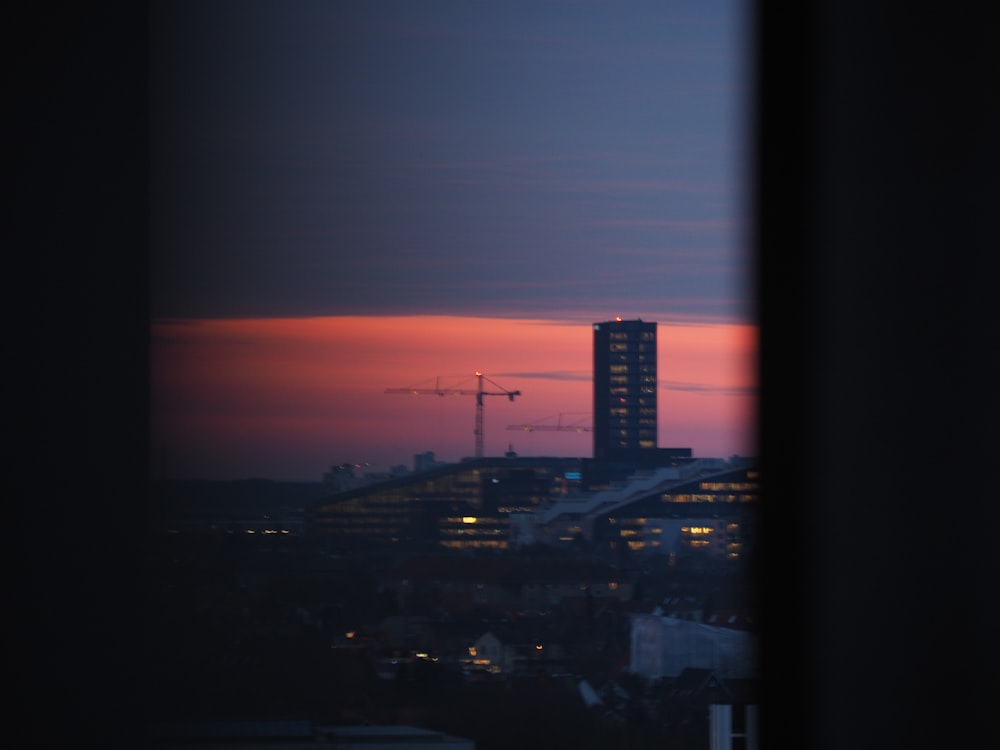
[385,373,521,458]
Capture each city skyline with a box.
[152,314,756,481]
[149,1,755,481]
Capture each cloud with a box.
[663,380,757,396]
[491,370,594,382]
[588,218,734,231]
[150,1,750,328]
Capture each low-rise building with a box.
[322,725,475,750]
[307,457,582,551]
[150,722,476,750]
[629,612,758,680]
[307,454,757,562]
[525,460,759,561]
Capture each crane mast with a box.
[385,372,521,458]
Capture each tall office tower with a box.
[593,318,658,460]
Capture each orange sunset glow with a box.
[151,315,757,481]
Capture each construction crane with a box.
[385,372,521,459]
[507,412,593,433]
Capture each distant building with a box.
[590,462,759,560]
[307,455,757,556]
[709,703,758,750]
[516,459,758,561]
[593,318,659,460]
[590,318,694,479]
[629,613,757,680]
[362,464,411,484]
[321,725,474,750]
[149,722,475,750]
[414,451,447,472]
[149,720,326,749]
[323,462,367,493]
[306,456,582,550]
[462,625,572,677]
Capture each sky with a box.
[149,0,756,482]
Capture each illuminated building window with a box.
[682,526,713,535]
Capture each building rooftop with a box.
[319,724,475,749]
